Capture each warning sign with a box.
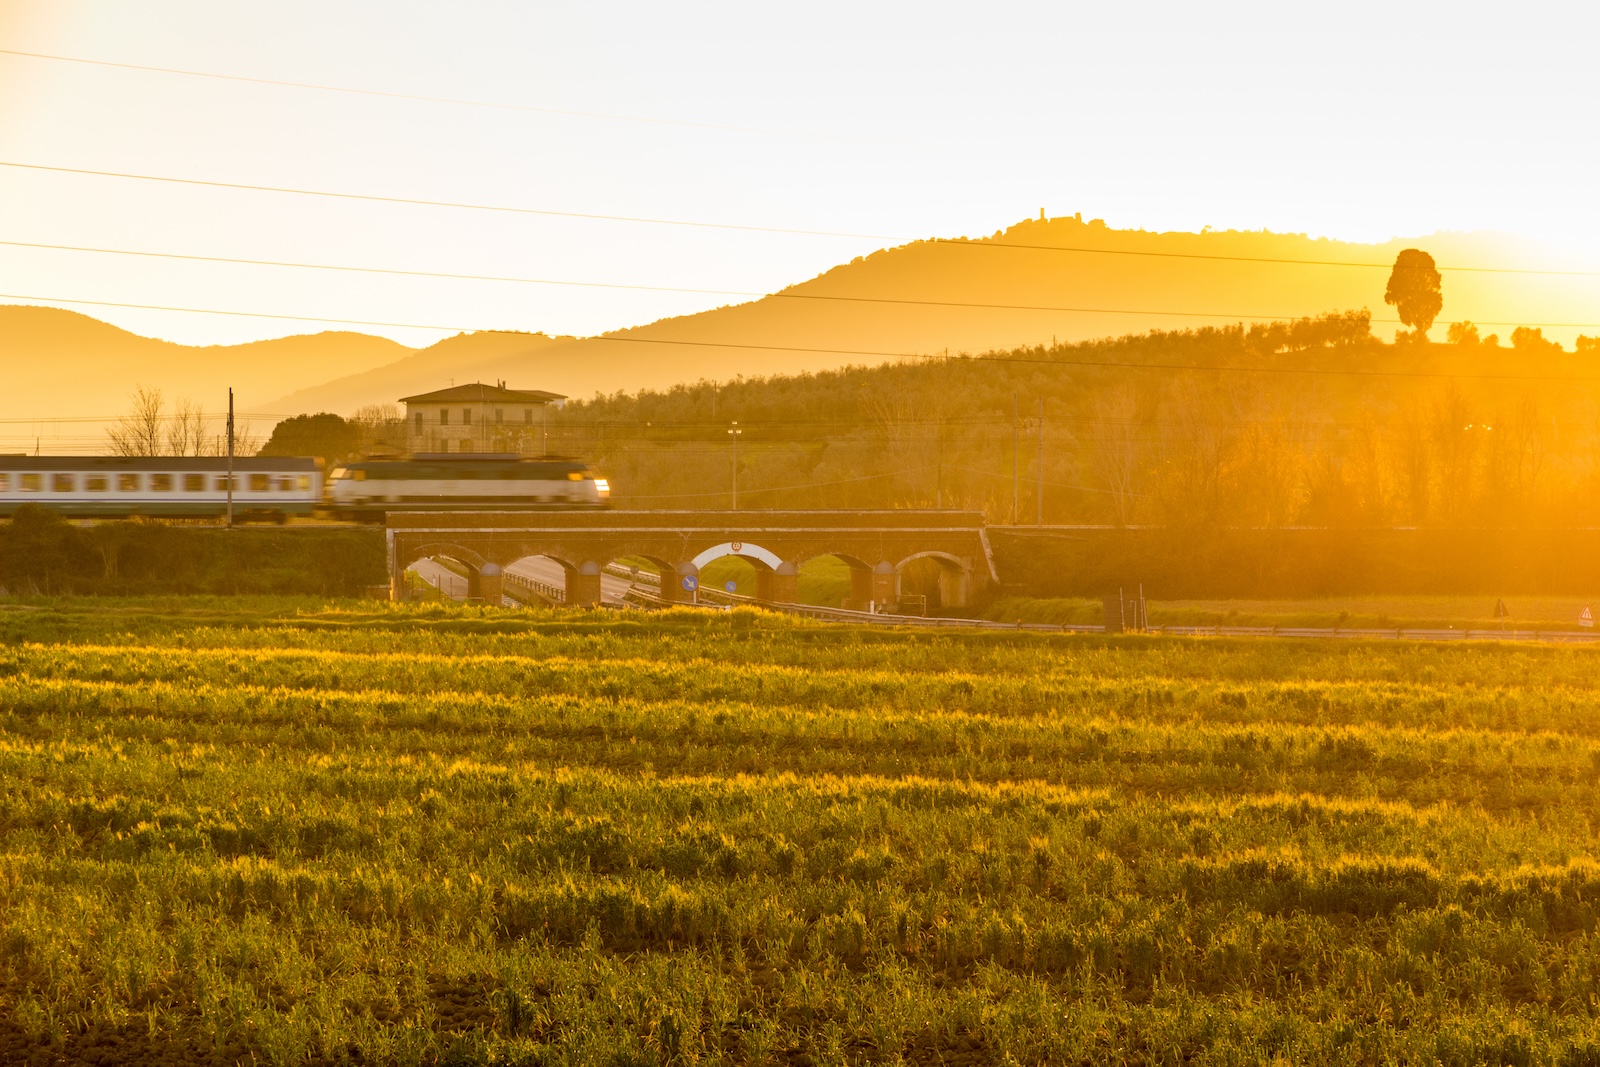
[1494,598,1510,619]
[1581,607,1594,629]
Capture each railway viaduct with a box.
[386,510,997,609]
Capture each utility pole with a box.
[542,403,549,456]
[727,421,742,508]
[1036,396,1044,525]
[226,387,234,528]
[935,417,944,509]
[1011,392,1019,525]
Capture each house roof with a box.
[398,383,567,404]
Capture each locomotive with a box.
[326,454,609,521]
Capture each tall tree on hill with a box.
[1384,249,1443,341]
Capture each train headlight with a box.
[594,478,610,498]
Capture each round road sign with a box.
[725,580,738,593]
[682,574,699,592]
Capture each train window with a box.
[85,475,108,492]
[184,473,205,492]
[296,475,311,491]
[353,469,367,482]
[52,473,75,492]
[440,409,449,426]
[118,473,140,492]
[462,408,472,425]
[150,474,173,491]
[276,475,293,491]
[0,473,8,490]
[20,473,41,491]
[215,475,236,491]
[567,472,583,481]
[249,473,270,491]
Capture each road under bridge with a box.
[386,510,997,609]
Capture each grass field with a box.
[987,594,1600,632]
[2,598,1599,1065]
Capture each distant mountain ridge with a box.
[4,217,1593,434]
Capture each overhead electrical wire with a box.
[0,47,897,145]
[0,239,761,297]
[9,240,1600,336]
[4,158,1600,277]
[5,289,1600,382]
[0,161,890,239]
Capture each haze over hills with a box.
[264,218,1600,414]
[6,216,1598,444]
[0,305,408,423]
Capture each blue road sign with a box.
[682,574,699,592]
[725,580,738,592]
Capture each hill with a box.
[266,217,1599,412]
[0,305,408,426]
[6,217,1596,435]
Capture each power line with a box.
[583,333,1600,381]
[0,161,890,239]
[949,239,1600,278]
[5,157,1600,278]
[0,47,895,146]
[0,292,489,332]
[0,239,760,297]
[9,238,1600,330]
[4,289,1600,381]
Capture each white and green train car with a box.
[327,454,609,521]
[0,456,322,521]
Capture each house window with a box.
[150,474,173,491]
[52,473,75,492]
[249,473,270,491]
[524,408,533,424]
[118,473,140,492]
[462,408,472,426]
[85,475,108,492]
[183,473,205,492]
[415,412,424,433]
[460,439,473,453]
[440,409,450,426]
[495,408,504,423]
[20,473,41,491]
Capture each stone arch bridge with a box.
[387,510,996,609]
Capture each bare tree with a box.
[106,387,166,457]
[351,403,404,455]
[165,398,216,456]
[1088,385,1146,526]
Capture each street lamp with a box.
[727,421,742,508]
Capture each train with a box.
[327,454,609,520]
[0,456,322,520]
[0,453,610,521]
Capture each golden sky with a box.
[1,0,1598,348]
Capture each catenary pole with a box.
[1036,396,1044,525]
[1011,392,1019,525]
[226,387,234,528]
[727,421,742,508]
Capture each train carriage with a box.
[0,456,322,520]
[327,454,609,521]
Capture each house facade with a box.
[398,382,567,455]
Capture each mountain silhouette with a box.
[4,217,1594,427]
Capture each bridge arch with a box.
[894,550,972,611]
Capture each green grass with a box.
[2,597,1599,1065]
[987,593,1600,631]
